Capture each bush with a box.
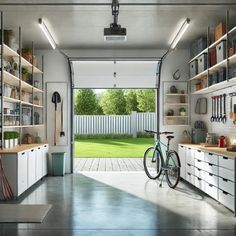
[137,132,154,138]
[75,133,133,140]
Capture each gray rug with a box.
[0,204,52,223]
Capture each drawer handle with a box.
[31,149,34,152]
[187,164,191,166]
[198,177,201,181]
[208,153,213,156]
[209,173,213,176]
[187,173,191,176]
[209,184,213,187]
[21,152,25,155]
[38,147,41,150]
[223,156,228,160]
[208,163,213,166]
[222,178,228,182]
[197,168,201,171]
[44,145,47,147]
[197,160,201,162]
[222,191,229,195]
[188,148,191,150]
[197,150,201,153]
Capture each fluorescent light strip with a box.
[170,18,190,49]
[38,18,56,49]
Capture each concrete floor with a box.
[0,172,236,236]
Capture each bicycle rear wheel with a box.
[143,147,162,179]
[165,150,180,188]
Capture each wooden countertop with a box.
[0,143,48,154]
[179,144,236,159]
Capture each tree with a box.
[100,89,127,115]
[136,89,155,112]
[74,89,100,115]
[124,89,139,114]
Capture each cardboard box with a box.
[209,48,217,67]
[215,22,226,41]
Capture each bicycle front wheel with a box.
[165,150,180,188]
[143,147,162,179]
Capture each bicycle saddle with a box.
[166,135,174,140]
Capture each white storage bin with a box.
[216,41,226,63]
[205,183,218,200]
[219,177,235,196]
[204,152,218,166]
[219,167,234,182]
[194,176,205,192]
[219,156,234,171]
[194,167,205,179]
[205,172,218,187]
[186,148,195,165]
[197,53,207,73]
[219,189,234,212]
[204,162,218,176]
[186,172,194,184]
[195,159,205,170]
[195,150,205,161]
[186,163,194,174]
[190,60,198,78]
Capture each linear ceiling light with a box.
[170,18,190,49]
[38,18,56,49]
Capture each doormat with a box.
[0,204,52,223]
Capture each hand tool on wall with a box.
[234,104,236,124]
[218,94,222,122]
[230,95,233,119]
[210,96,214,122]
[52,91,61,145]
[60,99,65,137]
[216,96,219,122]
[221,93,227,124]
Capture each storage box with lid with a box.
[197,53,207,73]
[215,22,226,41]
[216,41,226,63]
[190,60,198,78]
[197,37,207,53]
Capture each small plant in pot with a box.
[13,132,19,147]
[22,67,28,81]
[4,132,11,149]
[179,107,186,116]
[9,132,15,148]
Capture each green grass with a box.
[74,138,154,158]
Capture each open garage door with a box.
[71,60,160,88]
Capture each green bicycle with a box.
[143,130,181,188]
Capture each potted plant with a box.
[22,67,28,81]
[179,107,186,116]
[9,132,15,148]
[4,132,11,149]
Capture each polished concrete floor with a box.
[0,172,236,236]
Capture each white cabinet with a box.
[36,146,43,182]
[186,147,195,165]
[17,152,28,195]
[28,148,36,187]
[219,156,235,171]
[195,150,204,161]
[205,183,218,200]
[178,145,186,179]
[219,190,234,212]
[42,144,48,176]
[204,153,218,166]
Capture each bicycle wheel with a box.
[165,150,180,188]
[143,147,162,179]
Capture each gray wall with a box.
[36,48,190,173]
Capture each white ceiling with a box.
[1,0,236,50]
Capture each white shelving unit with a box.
[163,81,190,126]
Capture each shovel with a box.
[52,91,61,145]
[60,99,65,137]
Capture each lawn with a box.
[74,138,154,158]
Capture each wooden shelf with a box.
[190,69,208,81]
[3,70,20,87]
[33,66,43,74]
[229,53,236,65]
[21,101,33,106]
[189,48,208,63]
[33,87,44,93]
[192,77,236,95]
[4,114,20,116]
[1,44,19,57]
[165,93,188,96]
[209,34,226,49]
[21,80,33,93]
[4,125,21,128]
[33,104,43,108]
[165,124,190,126]
[4,96,20,103]
[208,59,227,74]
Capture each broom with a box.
[0,157,13,200]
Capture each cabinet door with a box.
[178,145,186,179]
[28,148,36,187]
[17,152,28,196]
[186,148,195,165]
[36,146,43,181]
[42,144,48,176]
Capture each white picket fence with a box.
[74,112,156,137]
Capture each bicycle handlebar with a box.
[144,130,174,135]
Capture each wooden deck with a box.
[74,158,144,172]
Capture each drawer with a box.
[205,172,218,187]
[219,189,234,212]
[195,150,205,161]
[204,152,218,166]
[186,163,194,174]
[186,148,195,165]
[204,162,218,176]
[186,172,194,184]
[194,167,205,179]
[195,159,204,170]
[219,167,234,182]
[194,176,205,192]
[205,182,218,200]
[219,177,235,196]
[219,156,235,171]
